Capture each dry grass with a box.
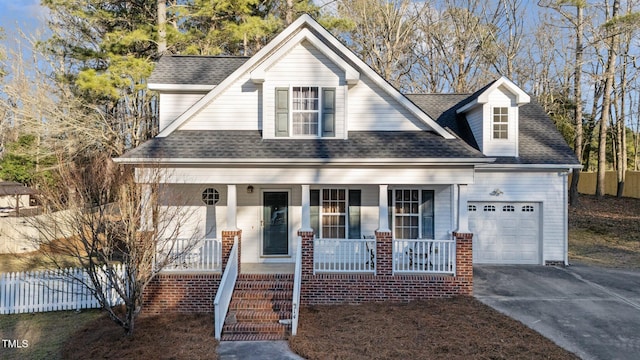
[62,313,217,360]
[0,310,102,360]
[289,297,578,360]
[569,195,640,268]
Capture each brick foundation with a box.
[143,272,221,314]
[298,231,474,305]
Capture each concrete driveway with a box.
[474,264,640,360]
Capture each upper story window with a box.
[492,107,509,139]
[275,86,335,138]
[292,87,319,135]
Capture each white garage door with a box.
[468,202,540,264]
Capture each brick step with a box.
[232,290,292,301]
[229,309,291,323]
[220,333,289,341]
[237,274,294,281]
[233,280,294,291]
[222,322,290,337]
[229,299,292,312]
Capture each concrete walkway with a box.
[217,340,304,360]
[474,264,640,360]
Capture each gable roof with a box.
[407,94,579,166]
[153,14,455,139]
[456,76,530,113]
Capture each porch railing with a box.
[214,236,238,340]
[291,236,303,336]
[314,238,376,273]
[161,238,222,272]
[393,239,456,275]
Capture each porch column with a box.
[300,185,312,232]
[222,185,242,272]
[377,185,391,232]
[226,184,238,231]
[456,184,470,233]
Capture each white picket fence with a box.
[0,265,125,314]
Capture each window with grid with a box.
[292,86,319,135]
[321,189,346,238]
[392,190,434,239]
[493,107,509,139]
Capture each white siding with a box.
[466,107,483,151]
[158,92,206,133]
[482,86,518,157]
[180,72,261,131]
[262,41,345,139]
[467,170,568,263]
[348,75,428,131]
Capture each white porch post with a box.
[300,185,313,232]
[377,184,391,232]
[456,184,470,233]
[226,184,238,230]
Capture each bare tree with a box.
[27,154,200,335]
[596,0,620,198]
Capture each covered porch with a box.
[154,180,474,278]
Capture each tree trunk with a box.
[596,0,620,198]
[157,0,167,55]
[569,4,584,207]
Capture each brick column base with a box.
[222,230,242,273]
[375,231,393,276]
[453,232,473,294]
[298,231,315,276]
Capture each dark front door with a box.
[263,191,289,255]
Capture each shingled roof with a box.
[118,130,486,162]
[407,94,579,165]
[148,55,249,86]
[140,55,578,166]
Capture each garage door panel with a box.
[470,202,540,265]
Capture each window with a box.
[201,188,219,205]
[311,189,361,239]
[503,205,515,212]
[391,189,434,239]
[321,189,346,238]
[275,87,335,137]
[484,205,496,212]
[493,107,509,139]
[468,205,477,212]
[292,87,319,135]
[522,205,535,212]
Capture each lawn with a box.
[0,194,637,359]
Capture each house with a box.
[115,15,579,340]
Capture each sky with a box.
[0,0,47,46]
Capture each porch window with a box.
[391,189,434,239]
[311,189,360,239]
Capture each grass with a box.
[569,195,640,268]
[1,194,637,359]
[0,310,102,360]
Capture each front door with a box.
[262,191,289,256]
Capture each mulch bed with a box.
[289,297,578,360]
[62,313,217,360]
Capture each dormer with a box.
[456,77,530,157]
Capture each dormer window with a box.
[292,87,319,135]
[492,107,509,139]
[275,86,335,138]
